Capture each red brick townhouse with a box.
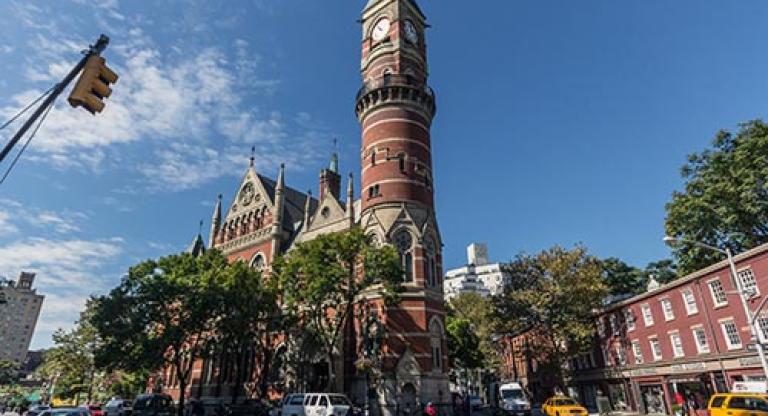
[568,242,768,414]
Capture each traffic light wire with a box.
[0,98,55,186]
[0,84,56,132]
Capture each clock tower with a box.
[356,0,448,412]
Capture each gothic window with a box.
[423,239,438,287]
[429,318,444,371]
[393,229,414,282]
[251,254,266,271]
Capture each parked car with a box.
[40,408,90,416]
[541,396,587,416]
[280,395,305,416]
[131,394,173,416]
[467,396,484,410]
[27,405,52,416]
[105,399,133,416]
[228,399,270,416]
[708,393,768,416]
[83,404,104,416]
[301,393,351,416]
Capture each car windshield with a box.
[329,396,350,406]
[502,390,524,400]
[555,399,577,406]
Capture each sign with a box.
[733,381,767,393]
[630,368,659,376]
[670,362,706,372]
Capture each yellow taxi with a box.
[708,393,768,416]
[542,396,589,416]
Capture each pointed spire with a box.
[272,163,286,232]
[330,138,339,173]
[304,190,313,229]
[346,172,354,223]
[249,146,256,167]
[188,219,206,257]
[276,163,285,190]
[208,194,222,248]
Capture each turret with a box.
[319,153,341,201]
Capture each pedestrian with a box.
[425,402,437,416]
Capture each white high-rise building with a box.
[444,243,510,300]
[0,272,44,363]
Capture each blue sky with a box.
[1,0,767,349]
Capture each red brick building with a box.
[508,243,768,414]
[159,1,449,413]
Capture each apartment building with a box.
[0,272,45,363]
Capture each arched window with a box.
[371,149,377,166]
[429,318,444,371]
[251,253,266,271]
[423,239,438,287]
[393,229,413,282]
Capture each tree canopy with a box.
[494,246,607,392]
[666,119,768,274]
[446,292,497,370]
[273,227,402,392]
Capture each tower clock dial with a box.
[372,17,391,42]
[403,21,418,45]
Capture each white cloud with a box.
[0,237,123,347]
[0,212,19,234]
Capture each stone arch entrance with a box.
[401,383,417,416]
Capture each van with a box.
[302,394,351,416]
[499,382,531,416]
[281,394,306,416]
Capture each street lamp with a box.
[664,236,768,385]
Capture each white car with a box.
[281,394,306,416]
[302,394,351,416]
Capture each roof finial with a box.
[249,146,256,167]
[330,138,339,173]
[198,219,203,235]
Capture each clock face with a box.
[404,21,418,44]
[239,182,255,206]
[372,18,390,42]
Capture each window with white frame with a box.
[615,344,627,366]
[721,320,742,350]
[649,338,663,361]
[681,288,698,315]
[693,327,710,354]
[669,332,684,357]
[661,298,675,321]
[757,315,768,343]
[625,309,636,331]
[609,314,619,333]
[708,279,728,307]
[737,268,759,298]
[631,340,643,364]
[642,304,654,326]
[596,318,606,337]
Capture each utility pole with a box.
[0,34,114,165]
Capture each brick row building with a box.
[501,243,768,414]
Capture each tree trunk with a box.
[178,372,187,416]
[325,351,336,393]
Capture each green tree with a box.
[666,120,768,274]
[91,251,226,416]
[446,318,483,370]
[36,300,99,402]
[446,293,496,369]
[494,246,607,392]
[601,258,645,297]
[212,260,284,401]
[645,259,678,284]
[273,227,402,392]
[0,360,19,385]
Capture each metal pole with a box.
[0,34,109,165]
[725,248,768,384]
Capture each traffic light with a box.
[67,55,118,114]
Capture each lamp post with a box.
[664,236,768,385]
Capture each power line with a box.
[0,99,55,186]
[0,84,56,132]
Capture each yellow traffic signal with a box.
[67,55,118,114]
